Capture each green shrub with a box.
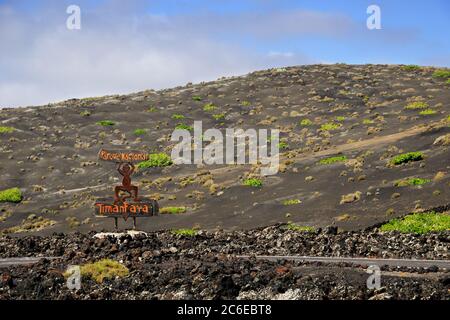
[320,122,342,131]
[336,116,346,122]
[243,178,263,188]
[446,79,450,85]
[0,126,15,134]
[147,106,157,112]
[137,153,173,169]
[172,114,185,120]
[319,155,347,165]
[80,111,91,116]
[77,259,129,283]
[285,223,315,232]
[172,228,198,237]
[362,119,374,125]
[419,109,437,115]
[394,178,431,187]
[160,206,186,214]
[380,212,450,234]
[192,96,202,101]
[241,101,251,106]
[175,123,193,131]
[390,152,424,165]
[401,65,421,71]
[300,119,312,126]
[133,128,147,135]
[0,187,22,203]
[212,113,225,120]
[96,120,115,126]
[404,101,428,110]
[432,69,450,79]
[278,141,289,150]
[203,103,216,112]
[283,199,302,205]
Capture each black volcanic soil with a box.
[0,226,449,300]
[0,64,449,235]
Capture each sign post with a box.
[95,149,159,229]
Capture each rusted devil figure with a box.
[114,162,140,204]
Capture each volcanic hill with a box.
[1,64,449,235]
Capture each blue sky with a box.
[0,0,449,107]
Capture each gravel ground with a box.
[0,225,449,300]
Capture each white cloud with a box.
[1,3,372,108]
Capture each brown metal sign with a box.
[94,148,158,229]
[98,149,149,163]
[95,198,158,219]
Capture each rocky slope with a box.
[0,226,449,300]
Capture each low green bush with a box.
[243,178,263,188]
[137,153,173,168]
[0,126,15,133]
[172,228,198,237]
[319,155,347,165]
[0,187,22,203]
[96,120,115,126]
[133,128,147,135]
[394,178,431,187]
[300,119,312,126]
[432,69,450,79]
[390,152,424,165]
[320,122,341,131]
[380,212,450,234]
[160,207,186,214]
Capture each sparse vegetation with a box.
[192,96,202,101]
[172,228,198,237]
[96,120,115,126]
[335,213,352,221]
[172,114,185,120]
[133,128,147,135]
[404,101,428,110]
[76,259,129,283]
[212,113,225,120]
[147,106,157,112]
[203,103,216,112]
[160,206,186,214]
[243,178,263,188]
[175,123,193,131]
[320,122,342,131]
[340,191,362,204]
[394,178,431,187]
[336,116,346,122]
[401,64,421,71]
[278,141,289,150]
[285,222,315,232]
[241,101,251,106]
[0,126,15,134]
[380,211,450,234]
[319,155,347,165]
[1,216,56,234]
[390,152,424,165]
[419,109,437,115]
[432,69,450,79]
[401,65,421,71]
[0,187,22,203]
[137,153,172,169]
[300,119,312,126]
[283,199,302,205]
[80,111,91,117]
[362,119,374,125]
